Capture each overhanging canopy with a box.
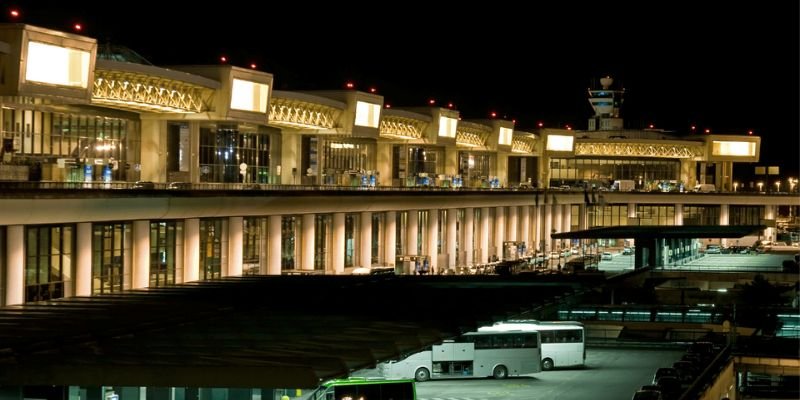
[551,225,766,239]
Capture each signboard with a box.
[754,166,765,175]
[768,166,779,175]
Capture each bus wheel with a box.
[542,358,554,371]
[493,365,508,379]
[415,367,431,382]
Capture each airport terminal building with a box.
[0,23,796,306]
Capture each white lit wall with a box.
[438,116,457,138]
[25,41,90,88]
[355,101,380,128]
[499,127,513,146]
[546,135,574,152]
[712,141,755,157]
[230,78,270,112]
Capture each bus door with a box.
[432,340,475,377]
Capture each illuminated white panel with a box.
[355,101,380,128]
[499,127,513,146]
[230,79,270,113]
[438,116,457,138]
[712,140,755,157]
[25,41,90,88]
[546,135,574,151]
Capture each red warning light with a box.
[9,9,19,18]
[345,82,355,89]
[220,56,228,63]
[385,104,391,109]
[537,122,544,128]
[704,128,710,134]
[490,111,497,118]
[369,87,377,93]
[447,103,454,108]
[250,63,257,69]
[428,99,436,105]
[73,23,82,32]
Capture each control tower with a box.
[587,76,625,131]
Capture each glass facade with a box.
[91,222,131,294]
[636,205,675,226]
[150,221,182,287]
[589,205,629,227]
[25,225,73,302]
[345,214,359,268]
[371,213,384,265]
[683,205,720,226]
[199,218,224,279]
[730,206,765,226]
[392,145,443,186]
[507,156,537,187]
[243,217,265,275]
[549,157,680,188]
[281,216,298,270]
[199,124,271,183]
[314,214,331,271]
[2,106,138,182]
[458,151,494,188]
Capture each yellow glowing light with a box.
[230,78,269,113]
[498,127,513,146]
[25,41,91,88]
[355,101,380,128]
[711,140,755,157]
[546,135,574,152]
[438,116,457,138]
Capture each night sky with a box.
[10,1,800,179]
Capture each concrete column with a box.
[699,162,707,184]
[675,204,684,226]
[184,218,199,282]
[444,146,458,177]
[628,202,638,218]
[480,207,490,263]
[132,220,150,289]
[507,206,518,241]
[376,143,392,187]
[520,206,530,250]
[427,209,439,271]
[301,214,315,270]
[561,205,571,250]
[534,205,543,252]
[280,133,300,185]
[227,216,243,277]
[360,212,372,268]
[543,204,553,253]
[385,211,396,267]
[5,225,23,305]
[446,208,457,269]
[464,207,474,266]
[139,118,167,182]
[495,206,505,259]
[74,222,92,297]
[267,216,282,275]
[189,121,200,183]
[407,210,419,256]
[332,213,345,274]
[720,204,730,248]
[553,204,563,251]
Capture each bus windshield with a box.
[378,330,541,381]
[479,320,585,370]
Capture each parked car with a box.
[601,252,613,261]
[132,181,155,189]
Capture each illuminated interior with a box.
[230,78,269,113]
[498,127,513,146]
[438,116,457,138]
[25,41,91,88]
[712,140,755,157]
[546,135,574,152]
[355,101,380,128]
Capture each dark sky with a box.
[11,1,800,178]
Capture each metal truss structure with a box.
[456,122,492,148]
[379,115,426,140]
[269,97,340,130]
[575,141,705,159]
[512,136,536,154]
[92,70,210,113]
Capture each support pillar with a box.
[360,211,372,268]
[427,209,439,272]
[480,207,490,263]
[720,204,730,248]
[446,208,457,269]
[332,213,345,274]
[385,211,396,267]
[520,206,530,250]
[227,216,243,277]
[507,206,518,241]
[184,218,200,282]
[5,225,23,305]
[132,220,150,289]
[75,222,92,297]
[464,207,474,266]
[301,214,315,270]
[494,206,505,259]
[267,215,282,275]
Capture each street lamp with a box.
[733,182,739,192]
[775,181,781,193]
[757,182,764,192]
[789,178,796,193]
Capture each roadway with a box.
[408,347,684,400]
[596,252,794,272]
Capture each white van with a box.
[693,184,716,193]
[613,180,635,191]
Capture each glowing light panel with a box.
[712,140,755,157]
[499,127,513,146]
[546,135,574,151]
[25,41,90,88]
[438,116,457,138]
[230,78,269,113]
[355,101,380,128]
